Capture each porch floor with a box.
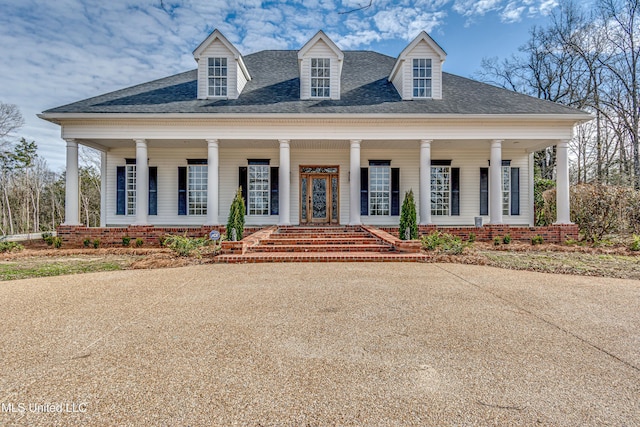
[215,226,429,263]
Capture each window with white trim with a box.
[208,57,227,97]
[188,165,208,215]
[248,164,270,215]
[126,165,136,216]
[431,166,450,216]
[369,165,390,216]
[311,58,330,98]
[413,58,432,98]
[502,166,510,215]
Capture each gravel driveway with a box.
[0,263,638,426]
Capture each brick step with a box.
[274,228,364,234]
[249,244,395,253]
[269,234,369,240]
[263,237,377,244]
[214,251,429,263]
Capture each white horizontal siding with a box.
[299,40,341,100]
[237,62,247,95]
[197,40,238,99]
[401,41,443,100]
[104,144,531,227]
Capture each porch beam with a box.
[349,140,361,225]
[205,139,219,225]
[555,140,572,224]
[419,139,432,225]
[279,140,291,225]
[489,139,503,224]
[134,139,149,225]
[63,139,81,225]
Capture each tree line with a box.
[0,103,100,236]
[477,0,640,189]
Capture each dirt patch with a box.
[130,252,205,269]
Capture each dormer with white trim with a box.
[389,31,446,100]
[298,31,344,100]
[193,29,251,100]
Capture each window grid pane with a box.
[413,58,432,98]
[502,166,510,215]
[431,166,450,216]
[369,166,390,216]
[126,165,136,216]
[188,165,208,215]
[311,58,330,98]
[208,57,227,97]
[248,165,269,216]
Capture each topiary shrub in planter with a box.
[226,187,245,241]
[399,189,418,240]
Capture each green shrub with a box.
[0,241,24,253]
[226,187,245,241]
[42,232,55,246]
[83,238,91,248]
[503,234,511,244]
[493,236,501,246]
[421,231,468,255]
[164,234,208,257]
[629,235,640,251]
[135,238,144,247]
[534,177,556,226]
[399,189,418,240]
[122,236,131,246]
[531,235,544,245]
[468,232,476,243]
[158,236,167,247]
[92,239,100,249]
[51,237,62,248]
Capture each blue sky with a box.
[0,0,560,171]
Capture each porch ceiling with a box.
[77,138,555,152]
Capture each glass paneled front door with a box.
[300,166,339,224]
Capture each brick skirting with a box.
[56,225,262,247]
[380,224,579,243]
[57,223,579,247]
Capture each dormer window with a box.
[413,59,432,98]
[208,57,228,97]
[311,58,331,98]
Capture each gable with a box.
[298,31,344,100]
[390,31,446,100]
[193,29,250,100]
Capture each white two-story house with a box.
[40,30,590,243]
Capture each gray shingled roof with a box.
[44,50,586,116]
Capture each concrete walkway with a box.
[0,264,638,426]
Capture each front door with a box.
[300,166,339,224]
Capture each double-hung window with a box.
[369,163,391,216]
[431,166,451,216]
[311,58,330,98]
[188,164,208,215]
[208,57,227,97]
[502,165,511,215]
[413,58,432,98]
[248,161,270,216]
[126,163,136,216]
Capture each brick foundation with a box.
[381,224,579,244]
[57,223,579,247]
[55,225,262,247]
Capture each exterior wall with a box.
[237,62,248,95]
[105,144,532,228]
[399,41,443,100]
[197,39,238,99]
[299,40,341,100]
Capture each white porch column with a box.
[63,139,81,225]
[100,150,107,227]
[349,139,361,225]
[205,139,219,225]
[555,140,572,224]
[278,140,291,225]
[489,139,503,224]
[419,139,432,225]
[134,139,149,225]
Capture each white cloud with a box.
[452,0,502,17]
[501,2,526,22]
[374,8,447,40]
